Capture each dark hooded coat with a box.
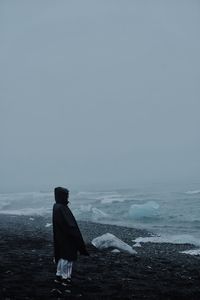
[53,187,87,262]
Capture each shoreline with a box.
[0,214,200,299]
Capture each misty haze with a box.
[1,1,200,299]
[1,0,199,193]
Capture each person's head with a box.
[54,187,69,205]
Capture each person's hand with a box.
[53,257,56,264]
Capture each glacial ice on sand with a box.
[92,233,137,254]
[111,249,121,253]
[133,242,142,248]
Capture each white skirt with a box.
[56,258,73,279]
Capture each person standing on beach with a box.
[52,187,89,286]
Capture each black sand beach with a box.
[0,214,200,299]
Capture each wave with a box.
[73,205,110,222]
[1,189,200,243]
[0,200,11,210]
[185,190,200,195]
[99,195,126,204]
[0,207,52,216]
[133,234,200,247]
[181,249,200,256]
[0,191,53,213]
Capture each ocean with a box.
[0,183,200,246]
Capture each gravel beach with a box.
[0,214,200,299]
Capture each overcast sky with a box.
[0,0,200,192]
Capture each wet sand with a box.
[0,214,200,299]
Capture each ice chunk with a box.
[111,249,120,253]
[45,223,52,227]
[92,233,137,254]
[129,201,159,219]
[181,249,200,256]
[133,242,142,248]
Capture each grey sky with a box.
[0,0,200,192]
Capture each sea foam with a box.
[73,205,109,222]
[185,190,200,195]
[0,207,51,216]
[181,249,200,256]
[133,234,200,247]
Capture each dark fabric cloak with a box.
[52,187,87,262]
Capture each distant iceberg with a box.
[128,201,159,219]
[92,233,137,254]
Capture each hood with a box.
[54,187,69,205]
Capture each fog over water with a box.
[0,1,200,192]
